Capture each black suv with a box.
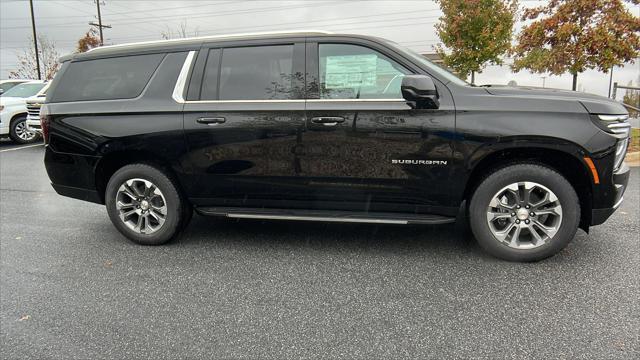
[42,31,631,261]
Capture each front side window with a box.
[213,45,294,100]
[319,44,410,99]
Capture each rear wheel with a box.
[9,116,39,144]
[469,163,580,262]
[105,164,191,245]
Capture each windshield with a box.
[1,83,46,98]
[387,42,469,87]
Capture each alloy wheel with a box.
[14,120,37,141]
[116,178,167,234]
[486,181,563,250]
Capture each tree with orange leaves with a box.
[512,0,640,90]
[77,28,101,53]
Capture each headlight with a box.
[0,105,4,111]
[592,114,631,170]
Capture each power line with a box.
[1,0,353,29]
[1,0,245,20]
[108,11,441,42]
[2,9,441,46]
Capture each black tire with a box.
[105,163,191,245]
[469,163,580,262]
[9,116,39,144]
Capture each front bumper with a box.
[591,161,630,225]
[26,118,42,134]
[0,118,8,136]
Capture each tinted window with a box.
[319,44,410,99]
[216,45,293,100]
[50,53,164,102]
[200,49,221,100]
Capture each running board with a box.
[196,207,456,225]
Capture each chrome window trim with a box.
[183,99,306,104]
[307,98,406,103]
[173,49,407,104]
[172,50,196,104]
[181,98,406,104]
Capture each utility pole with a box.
[89,0,111,46]
[29,0,41,80]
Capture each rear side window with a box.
[202,45,293,100]
[49,53,164,102]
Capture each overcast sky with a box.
[1,0,638,98]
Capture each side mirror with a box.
[401,75,439,109]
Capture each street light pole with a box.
[29,0,41,80]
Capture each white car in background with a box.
[25,89,48,136]
[0,79,30,96]
[0,80,47,144]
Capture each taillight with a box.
[40,104,51,144]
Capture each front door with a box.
[181,41,307,208]
[301,40,456,215]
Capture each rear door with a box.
[181,39,307,208]
[301,38,456,215]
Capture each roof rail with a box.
[87,30,334,53]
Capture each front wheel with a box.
[469,163,580,262]
[105,164,191,245]
[9,116,39,144]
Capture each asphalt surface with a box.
[1,141,639,359]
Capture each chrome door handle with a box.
[197,117,226,125]
[310,116,345,126]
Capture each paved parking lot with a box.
[1,141,638,359]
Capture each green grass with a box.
[630,128,640,153]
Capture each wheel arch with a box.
[94,150,185,204]
[462,141,594,231]
[10,112,27,123]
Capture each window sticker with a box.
[324,54,378,89]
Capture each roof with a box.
[64,30,339,61]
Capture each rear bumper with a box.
[51,183,102,203]
[45,145,103,204]
[591,162,629,226]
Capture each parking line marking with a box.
[0,144,44,153]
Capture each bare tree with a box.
[9,35,60,80]
[161,20,200,40]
